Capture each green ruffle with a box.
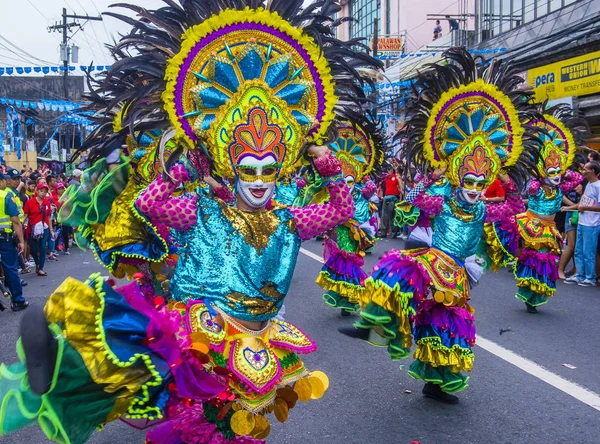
[358,303,412,359]
[408,360,469,393]
[515,288,549,307]
[0,324,120,444]
[322,290,359,311]
[58,157,129,227]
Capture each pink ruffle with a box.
[324,239,365,267]
[361,181,377,199]
[485,199,525,224]
[147,403,265,444]
[372,249,432,301]
[118,283,225,401]
[412,192,443,219]
[559,170,584,194]
[313,152,342,177]
[518,249,559,279]
[413,299,476,342]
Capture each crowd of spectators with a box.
[0,163,82,311]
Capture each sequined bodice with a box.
[353,185,371,224]
[527,187,563,216]
[275,181,298,206]
[171,191,301,322]
[432,199,486,260]
[430,179,452,197]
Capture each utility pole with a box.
[48,8,102,100]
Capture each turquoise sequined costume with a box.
[355,48,541,397]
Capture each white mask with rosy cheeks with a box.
[234,155,279,209]
[544,167,562,186]
[459,173,487,205]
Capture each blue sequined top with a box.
[432,198,486,260]
[353,184,372,224]
[275,180,299,206]
[527,187,563,216]
[170,188,301,322]
[430,178,453,197]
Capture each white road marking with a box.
[476,337,600,412]
[299,248,600,413]
[299,247,324,264]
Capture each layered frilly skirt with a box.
[358,248,475,393]
[485,211,561,306]
[316,221,375,311]
[0,275,325,444]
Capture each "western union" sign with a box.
[528,51,600,101]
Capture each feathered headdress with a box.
[402,48,540,188]
[329,112,386,182]
[532,104,589,177]
[82,0,381,181]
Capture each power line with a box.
[69,0,109,62]
[0,43,42,66]
[0,34,56,65]
[25,0,48,20]
[89,0,112,46]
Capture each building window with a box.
[479,0,579,40]
[350,0,381,43]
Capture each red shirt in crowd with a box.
[382,175,401,197]
[23,197,52,226]
[483,179,506,199]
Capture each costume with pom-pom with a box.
[0,0,380,442]
[356,48,540,394]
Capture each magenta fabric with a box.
[146,403,266,444]
[518,248,560,280]
[412,299,476,342]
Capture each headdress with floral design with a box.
[402,48,541,188]
[82,0,381,181]
[532,104,589,178]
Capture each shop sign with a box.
[528,51,600,101]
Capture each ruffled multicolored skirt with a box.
[357,247,475,393]
[0,275,327,443]
[481,216,519,272]
[316,222,374,312]
[490,211,561,306]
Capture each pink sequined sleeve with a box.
[361,180,377,199]
[290,153,354,241]
[559,170,583,194]
[528,180,541,196]
[485,178,526,222]
[136,164,198,232]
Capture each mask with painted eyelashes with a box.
[235,164,281,183]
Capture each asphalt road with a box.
[1,238,599,444]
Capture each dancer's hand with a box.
[203,175,221,189]
[307,144,330,159]
[433,165,447,179]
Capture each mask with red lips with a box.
[235,154,279,209]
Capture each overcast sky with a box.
[0,0,165,67]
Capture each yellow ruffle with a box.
[360,278,413,318]
[315,272,364,304]
[414,341,474,373]
[516,278,556,297]
[44,276,161,422]
[483,222,513,272]
[516,212,561,254]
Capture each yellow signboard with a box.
[528,51,600,101]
